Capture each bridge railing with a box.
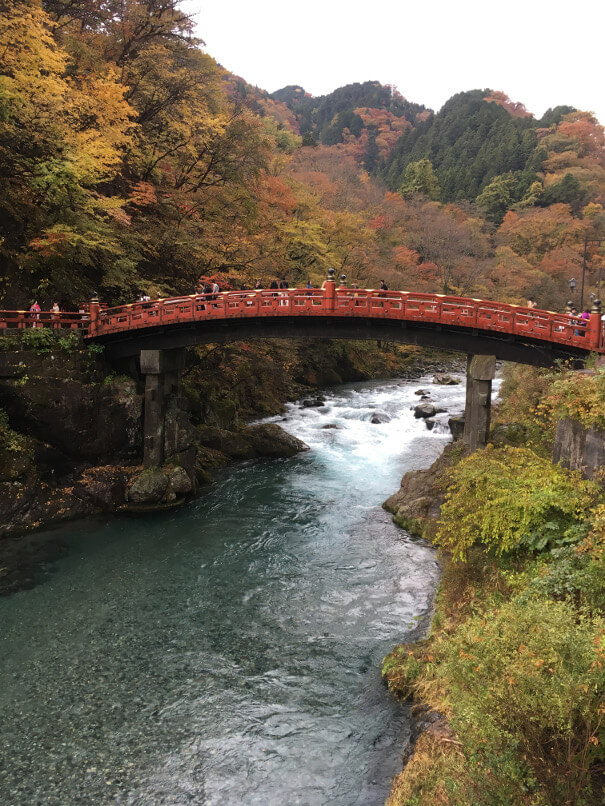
[2,289,602,353]
[0,310,89,331]
[90,289,603,352]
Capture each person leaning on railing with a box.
[578,307,591,336]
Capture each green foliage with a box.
[382,90,539,202]
[0,406,33,484]
[493,364,560,455]
[476,172,516,223]
[87,342,105,357]
[528,545,605,615]
[436,596,604,803]
[271,80,425,142]
[20,327,56,355]
[398,159,440,200]
[436,446,599,560]
[57,331,81,352]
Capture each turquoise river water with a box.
[0,375,474,805]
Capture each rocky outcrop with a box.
[383,442,470,539]
[0,350,142,463]
[553,418,605,484]
[0,464,136,539]
[195,422,309,472]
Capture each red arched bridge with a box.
[1,284,602,363]
[1,282,602,466]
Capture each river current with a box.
[0,374,471,805]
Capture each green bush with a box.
[436,446,599,560]
[58,331,81,352]
[435,596,604,804]
[20,327,56,354]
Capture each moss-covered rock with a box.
[127,467,169,504]
[383,441,470,539]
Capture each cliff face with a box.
[0,346,144,537]
[553,418,605,484]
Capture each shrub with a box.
[547,370,605,430]
[58,331,81,352]
[20,327,56,354]
[435,596,604,804]
[435,445,599,560]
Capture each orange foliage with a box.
[497,205,585,262]
[484,91,532,119]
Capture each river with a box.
[0,374,470,805]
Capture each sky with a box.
[181,0,605,125]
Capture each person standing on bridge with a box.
[578,307,591,336]
[255,279,263,290]
[29,301,41,327]
[380,279,388,291]
[278,276,289,306]
[527,297,537,309]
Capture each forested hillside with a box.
[1,0,604,314]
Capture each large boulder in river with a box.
[433,373,461,385]
[448,415,465,440]
[301,397,326,408]
[246,423,309,457]
[414,403,446,419]
[165,465,193,496]
[369,411,391,424]
[127,468,169,504]
[127,464,194,506]
[414,403,437,419]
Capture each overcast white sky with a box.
[181,0,604,124]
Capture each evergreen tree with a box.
[398,159,440,200]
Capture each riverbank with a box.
[381,364,605,806]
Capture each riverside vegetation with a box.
[382,365,605,806]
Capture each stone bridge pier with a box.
[140,348,187,467]
[463,354,496,451]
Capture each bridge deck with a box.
[1,289,603,357]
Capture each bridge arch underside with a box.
[98,316,590,368]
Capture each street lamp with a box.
[580,235,605,307]
[569,277,577,297]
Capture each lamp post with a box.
[569,277,577,301]
[580,235,605,308]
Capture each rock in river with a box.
[369,411,391,424]
[433,373,461,385]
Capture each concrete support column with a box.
[140,348,185,467]
[463,354,496,451]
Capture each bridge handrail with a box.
[0,310,89,331]
[1,289,602,353]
